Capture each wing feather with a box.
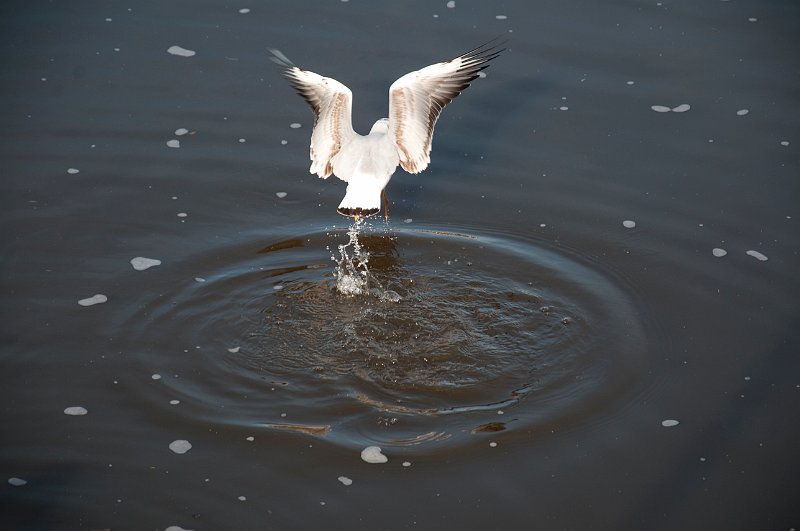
[388,41,504,174]
[269,49,355,179]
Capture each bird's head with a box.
[370,118,390,134]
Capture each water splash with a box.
[332,219,400,302]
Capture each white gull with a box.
[269,41,505,219]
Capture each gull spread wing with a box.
[269,49,356,179]
[388,41,504,174]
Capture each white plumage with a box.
[269,41,504,218]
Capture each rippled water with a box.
[2,1,799,530]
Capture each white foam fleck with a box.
[165,527,195,531]
[661,419,679,427]
[337,476,353,486]
[194,277,206,282]
[169,400,180,405]
[489,441,498,447]
[8,477,27,486]
[651,105,671,113]
[403,218,413,224]
[746,250,768,261]
[174,128,189,136]
[780,141,790,146]
[177,212,188,218]
[447,0,455,7]
[559,106,568,111]
[280,139,288,145]
[495,14,508,20]
[622,220,636,228]
[671,103,691,113]
[239,8,250,14]
[151,373,162,380]
[402,461,412,467]
[166,139,180,148]
[169,439,192,454]
[748,17,757,22]
[167,45,196,57]
[67,168,80,174]
[289,122,301,129]
[360,446,388,463]
[246,436,254,441]
[227,346,241,353]
[626,80,635,85]
[712,248,727,257]
[78,294,107,306]
[131,257,161,271]
[64,406,88,416]
[238,495,247,501]
[736,109,749,116]
[238,138,246,143]
[275,191,287,198]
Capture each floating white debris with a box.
[712,248,727,257]
[239,8,250,14]
[238,138,246,143]
[736,109,749,116]
[78,294,107,307]
[495,15,508,20]
[175,128,189,136]
[64,406,88,416]
[167,45,196,57]
[165,527,194,531]
[403,218,413,224]
[67,168,80,174]
[280,139,288,145]
[131,257,161,271]
[746,250,768,261]
[402,461,412,467]
[446,0,455,7]
[559,106,568,111]
[169,439,192,454]
[337,476,353,486]
[169,400,180,405]
[289,122,301,129]
[227,346,241,353]
[275,191,287,198]
[748,17,757,22]
[661,419,679,427]
[626,80,635,85]
[622,220,636,228]
[780,141,790,146]
[194,277,206,282]
[177,212,188,218]
[273,285,283,291]
[360,446,388,464]
[8,477,27,486]
[238,495,247,501]
[489,441,498,447]
[246,436,254,441]
[651,104,691,113]
[166,139,180,148]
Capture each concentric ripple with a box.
[120,223,648,450]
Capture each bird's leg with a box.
[381,188,389,222]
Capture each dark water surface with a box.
[2,1,799,530]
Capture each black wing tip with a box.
[461,36,508,63]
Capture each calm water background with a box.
[1,1,799,530]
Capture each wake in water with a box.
[332,219,400,302]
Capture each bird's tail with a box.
[337,182,382,219]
